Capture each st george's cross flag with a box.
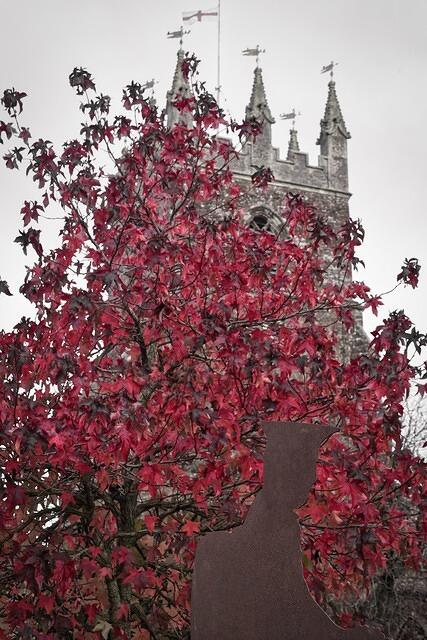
[182,9,218,24]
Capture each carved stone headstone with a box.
[191,421,384,639]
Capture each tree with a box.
[0,57,425,639]
[356,395,427,640]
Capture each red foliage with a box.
[0,56,425,638]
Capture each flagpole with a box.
[216,0,221,106]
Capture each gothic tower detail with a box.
[166,49,192,128]
[317,80,351,192]
[287,128,300,160]
[245,66,275,165]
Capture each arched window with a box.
[248,207,276,234]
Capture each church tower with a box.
[165,52,367,358]
[232,63,367,358]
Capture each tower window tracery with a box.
[248,207,276,234]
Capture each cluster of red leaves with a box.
[0,59,425,639]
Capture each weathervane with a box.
[321,61,338,79]
[143,78,158,90]
[167,26,190,47]
[280,108,301,129]
[242,45,266,67]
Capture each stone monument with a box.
[191,422,384,639]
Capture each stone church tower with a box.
[166,51,367,359]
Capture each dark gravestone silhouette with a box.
[191,421,384,639]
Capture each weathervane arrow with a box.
[280,109,296,120]
[242,45,266,66]
[280,108,301,128]
[321,61,338,78]
[167,26,190,46]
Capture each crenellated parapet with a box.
[233,142,343,192]
[233,68,350,196]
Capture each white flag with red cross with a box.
[182,8,218,24]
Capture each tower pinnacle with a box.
[245,66,275,126]
[317,79,350,191]
[287,128,300,159]
[166,48,192,128]
[245,66,275,164]
[317,80,350,145]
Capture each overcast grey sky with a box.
[1,0,426,341]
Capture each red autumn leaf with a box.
[20,200,43,226]
[397,257,421,289]
[144,514,157,533]
[0,120,15,143]
[84,603,99,625]
[0,278,12,296]
[117,603,129,621]
[38,594,55,615]
[181,520,200,536]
